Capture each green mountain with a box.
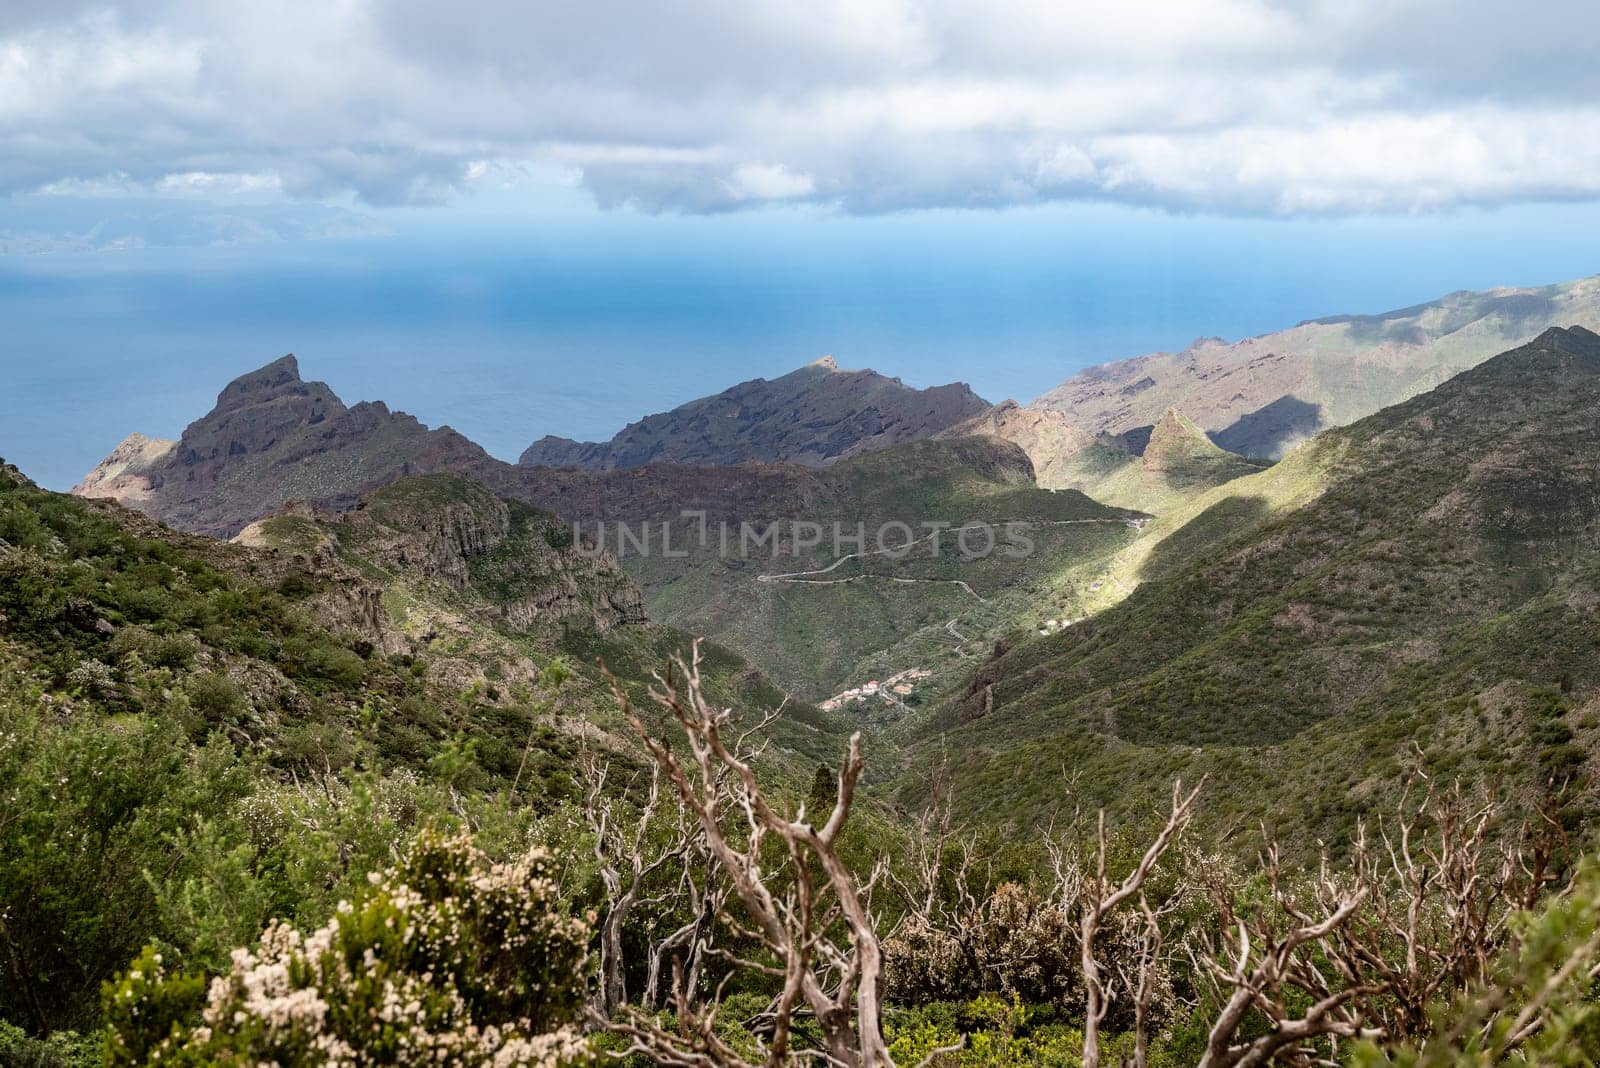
[75,358,1145,704]
[1048,406,1270,514]
[894,326,1600,844]
[519,355,990,469]
[11,457,841,782]
[621,436,1145,701]
[235,474,648,637]
[0,457,845,1034]
[940,399,1268,517]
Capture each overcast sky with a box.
[3,2,1600,490]
[5,0,1600,216]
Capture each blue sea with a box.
[3,190,1598,491]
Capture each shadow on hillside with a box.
[1210,395,1323,458]
[1112,424,1155,456]
[1136,493,1271,585]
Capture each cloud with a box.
[2,0,1599,216]
[0,191,386,254]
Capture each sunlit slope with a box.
[894,327,1600,844]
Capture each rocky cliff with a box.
[71,432,176,503]
[936,401,1096,488]
[78,355,494,538]
[237,474,648,635]
[519,355,989,470]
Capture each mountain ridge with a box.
[895,325,1600,840]
[518,357,990,470]
[1028,273,1600,459]
[75,354,495,538]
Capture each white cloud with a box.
[1,0,1598,215]
[724,164,814,202]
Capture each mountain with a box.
[1071,406,1271,512]
[895,327,1600,843]
[70,431,175,504]
[1029,273,1600,459]
[0,452,845,1033]
[936,401,1097,487]
[518,355,990,470]
[76,355,495,538]
[620,435,1145,699]
[74,355,862,538]
[943,400,1267,511]
[76,356,1141,701]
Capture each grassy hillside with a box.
[1060,407,1271,514]
[0,460,845,1035]
[623,437,1146,701]
[892,327,1600,846]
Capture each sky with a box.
[3,0,1600,489]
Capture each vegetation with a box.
[103,832,593,1067]
[10,332,1600,1064]
[0,460,839,1052]
[626,436,1144,700]
[891,328,1600,844]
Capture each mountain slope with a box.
[1030,273,1600,459]
[519,355,989,470]
[942,400,1267,511]
[936,401,1097,487]
[235,474,649,637]
[895,327,1600,842]
[1077,407,1271,512]
[0,455,847,1034]
[76,355,496,538]
[621,436,1145,699]
[74,357,1133,701]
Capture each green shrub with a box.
[151,633,201,670]
[0,1019,96,1068]
[105,830,595,1066]
[185,672,246,722]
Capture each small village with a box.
[818,667,933,712]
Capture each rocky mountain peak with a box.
[1149,405,1210,445]
[518,357,989,470]
[70,432,176,504]
[1142,406,1234,473]
[75,355,496,538]
[213,354,319,411]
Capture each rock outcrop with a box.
[76,355,494,538]
[518,356,989,470]
[71,432,175,505]
[1141,407,1239,474]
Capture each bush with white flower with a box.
[104,830,594,1066]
